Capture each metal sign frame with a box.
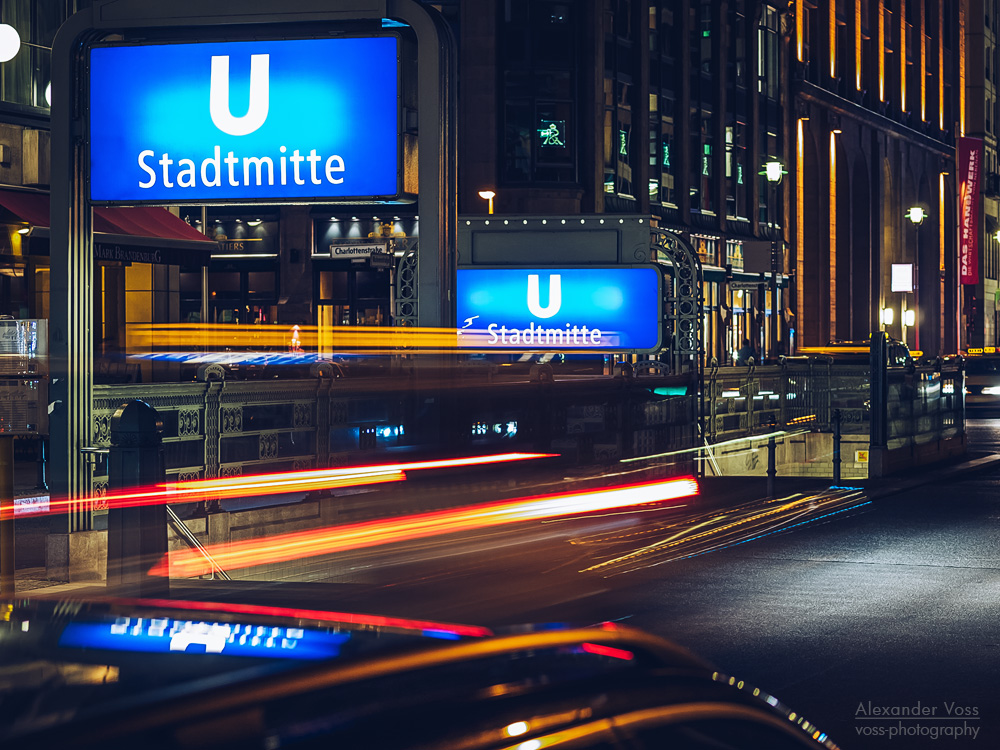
[51,0,456,523]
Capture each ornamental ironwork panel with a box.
[177,408,200,437]
[651,228,703,373]
[395,240,418,326]
[221,406,243,434]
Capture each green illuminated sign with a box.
[538,120,566,147]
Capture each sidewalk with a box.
[11,450,1000,597]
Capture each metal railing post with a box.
[0,435,14,596]
[766,433,777,499]
[832,408,842,484]
[106,400,168,597]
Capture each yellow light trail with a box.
[150,476,699,578]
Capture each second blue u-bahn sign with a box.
[88,36,400,203]
[456,266,663,353]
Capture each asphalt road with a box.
[173,405,1000,749]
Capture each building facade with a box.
[0,0,979,371]
[967,0,1000,349]
[459,0,793,365]
[790,0,963,356]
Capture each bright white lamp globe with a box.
[45,82,51,106]
[0,24,20,63]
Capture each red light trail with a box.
[9,452,557,519]
[150,476,699,578]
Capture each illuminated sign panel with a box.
[457,267,662,352]
[89,37,399,203]
[958,136,983,285]
[59,618,351,660]
[890,263,914,292]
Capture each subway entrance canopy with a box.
[51,0,456,514]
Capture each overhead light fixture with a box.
[906,206,927,225]
[247,218,262,227]
[17,226,29,234]
[351,216,359,221]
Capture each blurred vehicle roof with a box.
[797,337,912,366]
[0,596,840,750]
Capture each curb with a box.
[860,453,1000,502]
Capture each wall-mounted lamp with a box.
[760,160,787,184]
[478,190,496,214]
[881,307,895,326]
[903,309,916,327]
[906,206,927,225]
[831,128,842,134]
[16,225,29,235]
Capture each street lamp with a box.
[906,206,927,225]
[0,24,20,63]
[904,206,925,349]
[478,190,496,215]
[0,24,53,106]
[760,160,786,360]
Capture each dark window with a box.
[500,1,577,184]
[0,0,63,111]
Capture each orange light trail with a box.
[151,476,700,578]
[11,452,557,518]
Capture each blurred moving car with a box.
[963,350,1000,395]
[797,336,912,367]
[0,596,840,750]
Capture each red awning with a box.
[95,205,213,242]
[0,189,213,244]
[0,189,50,228]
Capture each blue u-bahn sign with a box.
[457,267,663,352]
[88,36,400,203]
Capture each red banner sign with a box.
[959,136,983,285]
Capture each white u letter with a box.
[210,54,270,136]
[527,274,561,318]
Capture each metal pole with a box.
[766,434,776,499]
[0,435,14,596]
[832,408,842,484]
[770,179,780,360]
[870,332,889,477]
